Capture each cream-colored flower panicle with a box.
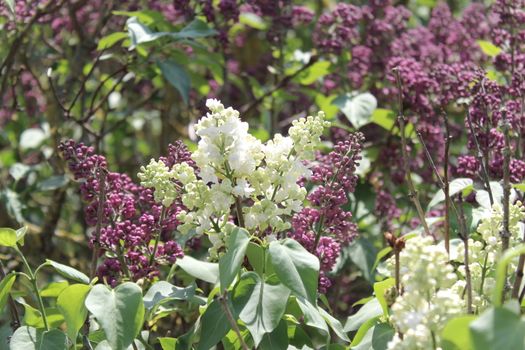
[387,236,462,350]
[140,99,329,256]
[450,201,525,311]
[138,159,178,207]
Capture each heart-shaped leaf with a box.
[85,282,145,350]
[233,272,290,346]
[333,92,377,129]
[9,326,67,350]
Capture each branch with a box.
[393,68,430,237]
[90,169,107,278]
[241,56,318,115]
[466,109,494,206]
[218,294,249,350]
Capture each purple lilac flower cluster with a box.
[290,133,364,292]
[59,140,189,286]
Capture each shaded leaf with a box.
[158,60,191,105]
[219,227,250,292]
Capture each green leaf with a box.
[40,281,69,297]
[0,272,16,313]
[22,304,45,328]
[19,128,47,151]
[246,242,265,276]
[15,226,27,245]
[57,284,91,342]
[427,178,473,210]
[333,92,377,129]
[176,256,219,284]
[350,317,380,347]
[45,259,90,284]
[233,272,290,346]
[158,60,191,105]
[494,244,525,306]
[219,227,250,292]
[351,323,394,350]
[239,12,267,30]
[298,61,331,85]
[344,298,382,332]
[197,298,232,350]
[513,183,525,192]
[470,307,525,350]
[476,181,504,209]
[38,175,69,191]
[9,163,31,181]
[370,108,414,138]
[269,239,319,304]
[346,237,377,282]
[373,278,395,316]
[85,282,145,350]
[9,326,67,350]
[372,247,392,272]
[259,319,288,350]
[158,337,177,350]
[126,17,167,46]
[1,189,25,223]
[315,94,339,120]
[477,40,502,57]
[371,109,396,130]
[319,307,350,342]
[441,315,475,350]
[172,19,218,39]
[296,298,329,339]
[97,32,129,50]
[143,281,195,311]
[0,227,17,247]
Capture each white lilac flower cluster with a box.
[387,236,463,350]
[451,201,525,311]
[138,159,178,207]
[139,99,329,256]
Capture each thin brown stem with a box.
[241,56,318,115]
[466,110,494,206]
[90,169,107,279]
[501,116,511,252]
[394,250,400,295]
[393,68,430,237]
[443,114,451,255]
[218,294,249,350]
[148,206,167,267]
[234,197,245,228]
[457,195,472,313]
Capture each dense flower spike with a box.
[290,132,363,291]
[60,140,187,285]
